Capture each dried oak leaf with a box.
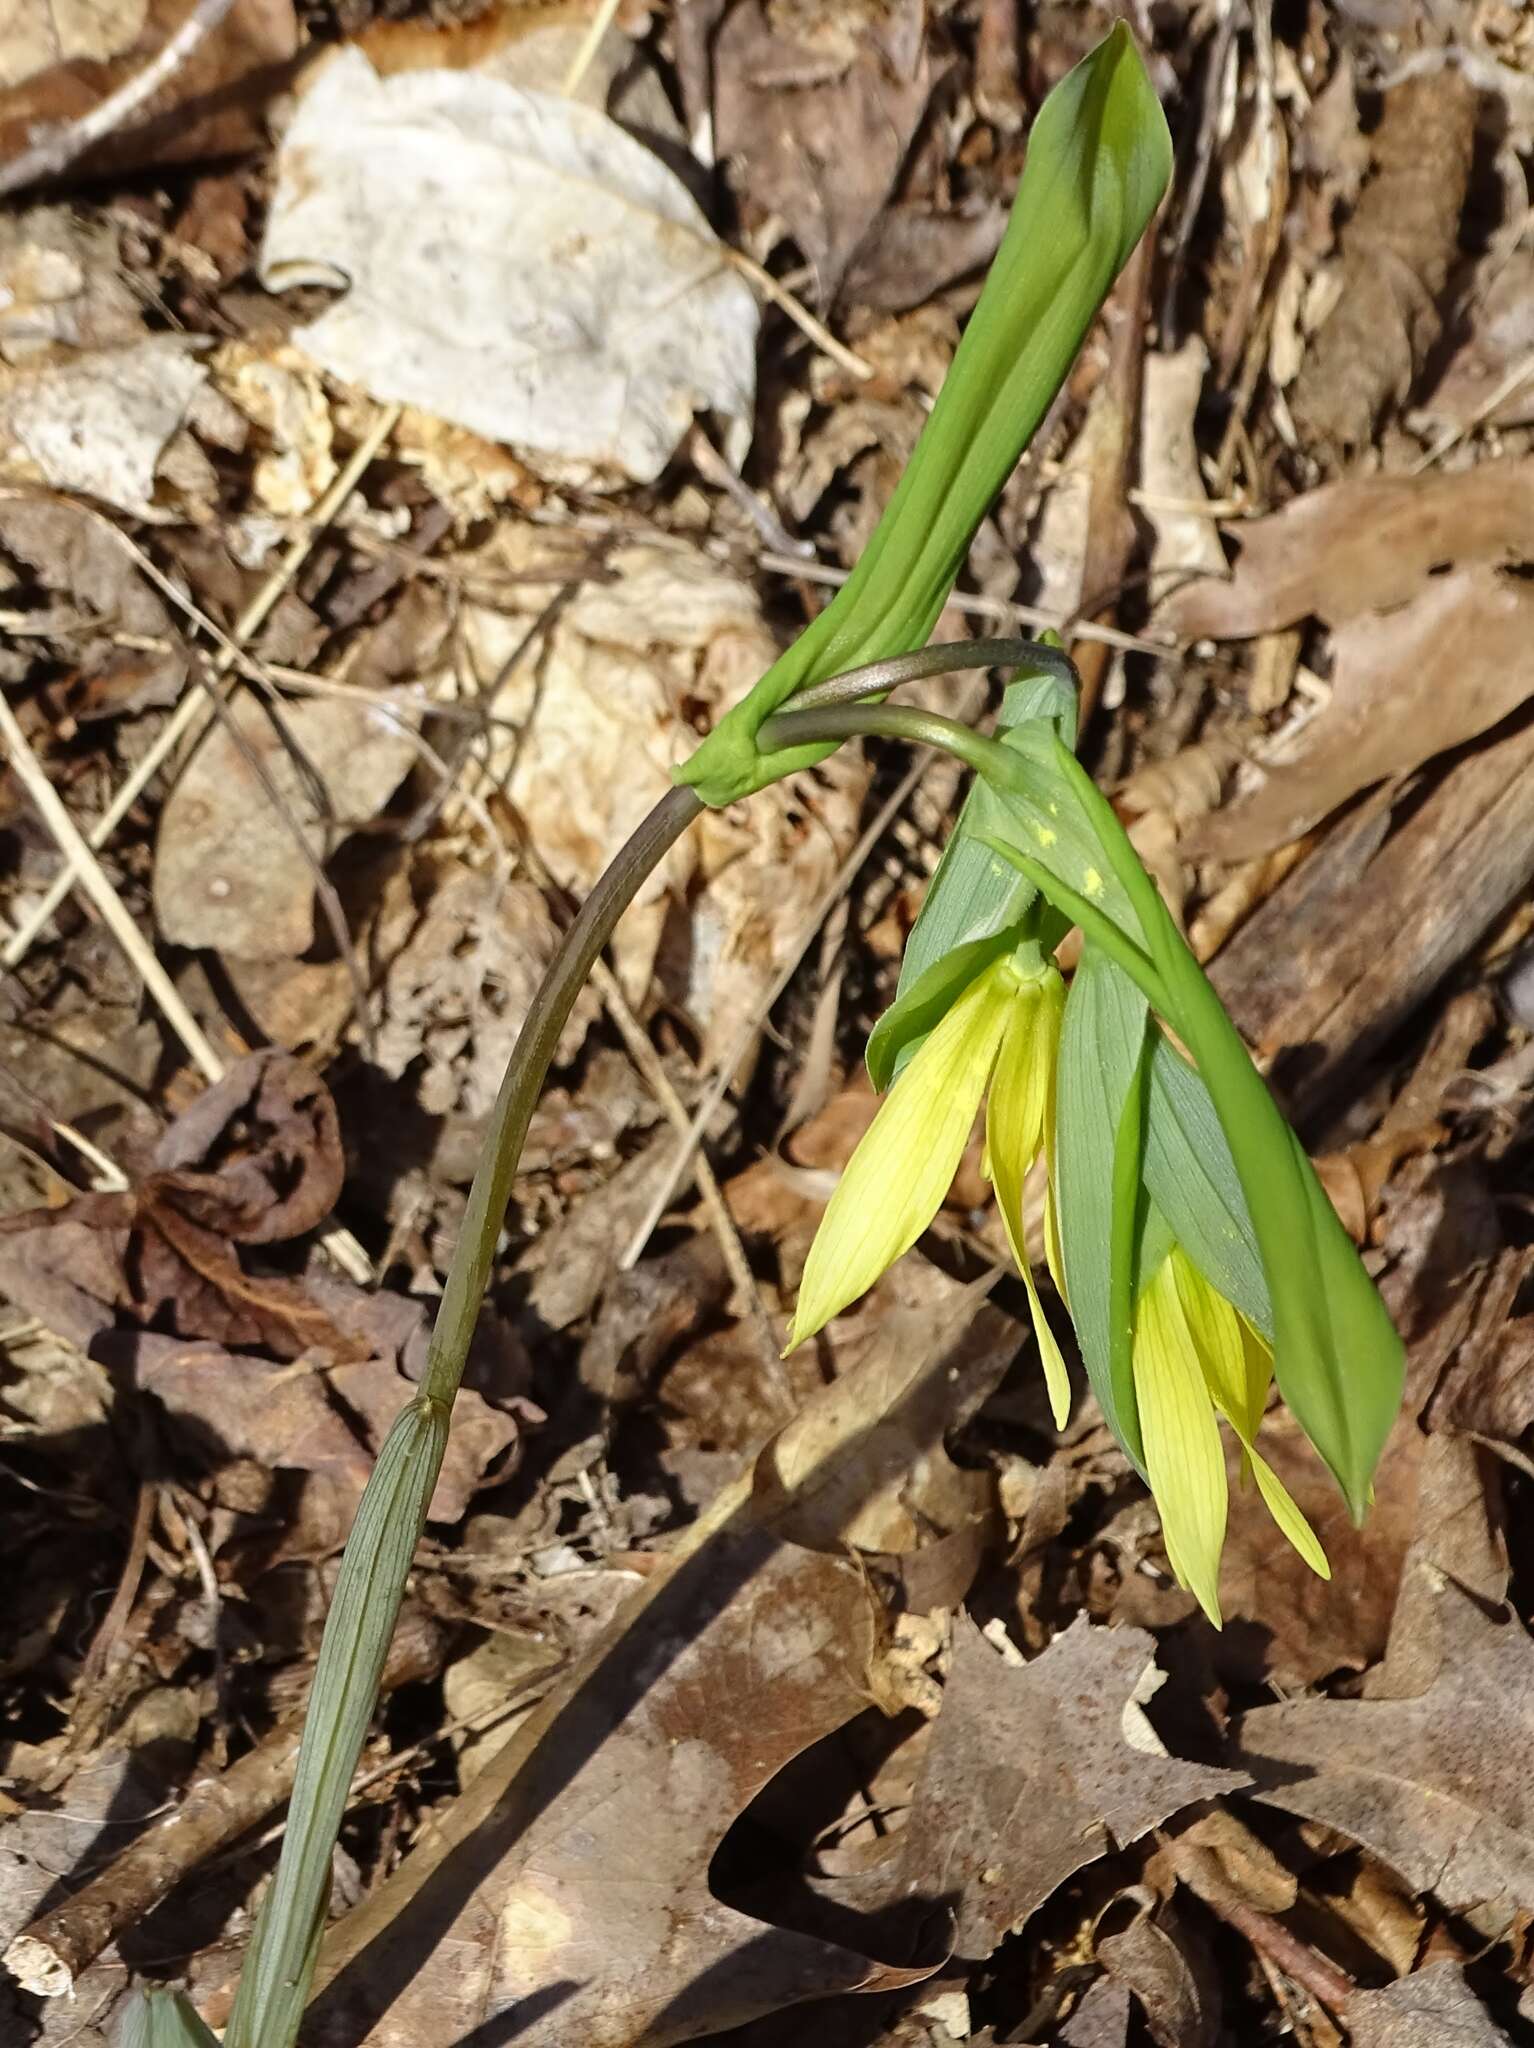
[1237,1582,1534,1916]
[325,1531,926,2048]
[1290,69,1477,457]
[152,1046,343,1242]
[888,1616,1247,1961]
[1161,461,1534,641]
[0,1052,356,1362]
[1345,1962,1512,2047]
[1096,1897,1219,2048]
[1190,566,1534,863]
[134,1341,516,1534]
[712,0,931,303]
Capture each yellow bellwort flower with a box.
[1133,1242,1331,1628]
[787,953,1070,1423]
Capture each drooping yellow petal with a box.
[1237,1314,1276,1445]
[1245,1445,1331,1580]
[1044,1176,1067,1308]
[787,964,1012,1350]
[986,982,1070,1425]
[1134,1251,1228,1628]
[1168,1246,1329,1584]
[1019,1251,1071,1428]
[1167,1245,1250,1436]
[1040,984,1068,1307]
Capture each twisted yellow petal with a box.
[1134,1250,1228,1627]
[1135,1247,1331,1624]
[787,963,1013,1350]
[986,973,1070,1425]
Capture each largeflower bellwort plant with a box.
[141,28,1403,2048]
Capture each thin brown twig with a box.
[0,689,225,1086]
[1,1612,447,2001]
[73,1477,155,1704]
[588,951,790,1404]
[724,248,876,384]
[0,0,240,197]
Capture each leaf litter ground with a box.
[5,3,1534,2046]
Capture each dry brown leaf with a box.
[0,1054,356,1373]
[0,0,296,181]
[323,1532,923,2048]
[458,537,867,1044]
[1290,69,1477,457]
[136,1341,517,1537]
[712,0,931,303]
[1312,1123,1442,1248]
[1139,340,1226,602]
[0,337,208,518]
[374,866,570,1120]
[843,199,1008,314]
[1238,1582,1534,1916]
[1164,1808,1297,1919]
[1096,1897,1218,2048]
[153,1048,344,1241]
[1345,1962,1511,2047]
[1420,246,1534,435]
[1060,1975,1133,2048]
[153,690,419,960]
[1162,463,1534,641]
[1214,1404,1421,1690]
[1189,566,1534,863]
[1431,1303,1534,1450]
[1214,1233,1506,1695]
[888,1616,1246,1961]
[0,495,186,706]
[756,1265,1004,1560]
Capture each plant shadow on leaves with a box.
[303,1343,977,2048]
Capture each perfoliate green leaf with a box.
[676,24,1171,805]
[1145,1036,1271,1340]
[867,926,1021,1093]
[873,653,1078,1085]
[1054,943,1147,1467]
[119,1991,221,2048]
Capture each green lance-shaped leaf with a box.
[1054,942,1149,1467]
[1145,1034,1270,1340]
[869,644,1079,1087]
[675,23,1171,806]
[119,1990,222,2048]
[223,1393,450,2048]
